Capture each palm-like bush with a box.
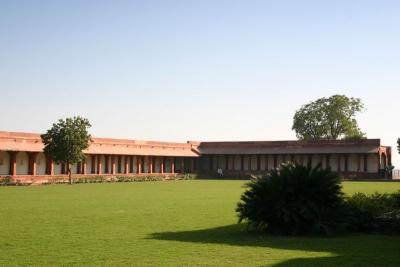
[236,162,346,235]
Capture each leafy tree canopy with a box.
[292,95,365,140]
[41,116,92,184]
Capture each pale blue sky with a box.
[1,1,400,165]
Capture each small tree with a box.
[397,138,400,154]
[292,95,365,140]
[41,117,92,184]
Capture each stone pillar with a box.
[125,156,129,174]
[325,154,330,170]
[137,156,141,174]
[61,163,66,174]
[9,151,17,176]
[28,152,38,175]
[129,156,134,173]
[97,155,102,174]
[357,154,361,172]
[257,155,261,171]
[363,154,368,172]
[82,160,87,175]
[152,157,156,173]
[190,158,194,173]
[180,158,184,173]
[104,155,109,174]
[171,157,175,174]
[160,157,165,173]
[77,162,81,174]
[111,156,116,174]
[46,157,54,175]
[265,155,269,171]
[344,154,348,172]
[117,155,122,173]
[248,155,252,171]
[240,155,244,171]
[377,153,381,170]
[91,155,96,174]
[148,156,153,174]
[161,157,165,173]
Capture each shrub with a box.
[346,191,400,233]
[236,162,347,235]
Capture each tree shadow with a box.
[148,224,400,266]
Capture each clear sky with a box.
[1,1,400,166]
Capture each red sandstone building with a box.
[0,131,392,181]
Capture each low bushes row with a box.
[0,173,197,186]
[346,192,400,234]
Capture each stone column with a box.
[8,151,17,176]
[240,155,244,171]
[265,155,269,171]
[357,154,361,172]
[190,158,194,173]
[377,153,381,170]
[180,158,184,173]
[257,155,261,171]
[97,155,102,174]
[46,157,54,175]
[28,152,38,175]
[111,156,116,174]
[171,157,175,174]
[148,156,153,174]
[82,160,87,175]
[129,156,134,173]
[125,156,129,174]
[91,155,96,174]
[363,154,368,172]
[104,155,109,174]
[117,155,122,173]
[137,156,141,174]
[161,157,165,174]
[77,162,81,174]
[325,154,330,170]
[248,155,252,171]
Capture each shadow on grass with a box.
[148,224,400,266]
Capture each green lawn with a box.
[0,180,399,266]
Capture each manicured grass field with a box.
[0,180,399,266]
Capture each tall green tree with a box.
[292,95,365,140]
[41,116,92,184]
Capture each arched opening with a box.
[16,152,29,175]
[0,151,10,175]
[36,153,46,175]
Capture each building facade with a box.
[0,131,392,182]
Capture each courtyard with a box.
[0,180,399,266]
